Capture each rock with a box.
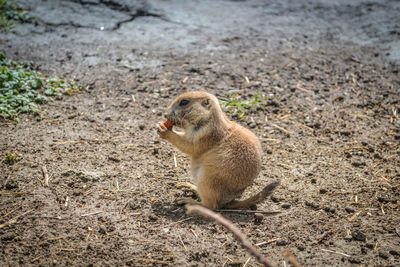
[373,153,382,159]
[148,214,158,222]
[378,251,389,259]
[344,235,353,241]
[389,250,399,256]
[352,161,366,167]
[247,121,257,128]
[77,171,104,182]
[352,230,366,242]
[281,203,291,209]
[345,206,355,213]
[319,188,327,194]
[99,225,107,234]
[276,239,287,246]
[348,257,361,264]
[62,170,104,182]
[305,201,319,209]
[108,155,121,162]
[5,180,18,190]
[254,213,263,224]
[271,195,283,202]
[1,232,15,241]
[366,243,374,249]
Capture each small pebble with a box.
[271,195,283,203]
[253,213,263,224]
[378,251,389,260]
[366,243,374,249]
[344,235,353,241]
[247,121,257,128]
[348,257,361,264]
[389,250,399,256]
[108,156,121,162]
[1,233,15,241]
[99,225,107,234]
[352,230,366,242]
[345,206,355,213]
[276,240,287,246]
[148,214,158,221]
[281,203,291,209]
[352,161,366,167]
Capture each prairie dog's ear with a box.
[202,98,211,108]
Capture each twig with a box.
[178,235,187,251]
[189,229,198,238]
[186,204,276,267]
[217,209,281,215]
[41,166,49,187]
[296,85,313,93]
[271,124,292,136]
[243,257,251,267]
[0,209,34,229]
[173,153,178,168]
[321,249,351,258]
[64,196,69,208]
[317,228,334,243]
[255,238,280,246]
[168,217,193,226]
[129,257,172,265]
[282,250,302,267]
[81,211,103,217]
[32,255,42,262]
[2,206,21,218]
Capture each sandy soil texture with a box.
[1,0,399,266]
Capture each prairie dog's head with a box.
[165,91,222,129]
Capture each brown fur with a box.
[157,91,279,210]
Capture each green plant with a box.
[0,0,30,32]
[3,151,22,164]
[0,53,81,120]
[219,92,264,118]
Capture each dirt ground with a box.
[1,0,399,266]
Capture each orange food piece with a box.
[163,119,173,129]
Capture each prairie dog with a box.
[157,91,279,210]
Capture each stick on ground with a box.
[41,166,49,186]
[186,204,276,267]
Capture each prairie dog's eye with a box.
[179,99,190,106]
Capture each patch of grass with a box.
[219,92,264,119]
[0,53,81,120]
[3,151,22,164]
[0,0,30,32]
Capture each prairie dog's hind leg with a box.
[197,178,226,210]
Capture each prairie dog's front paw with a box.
[157,121,171,139]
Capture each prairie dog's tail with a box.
[224,181,280,209]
